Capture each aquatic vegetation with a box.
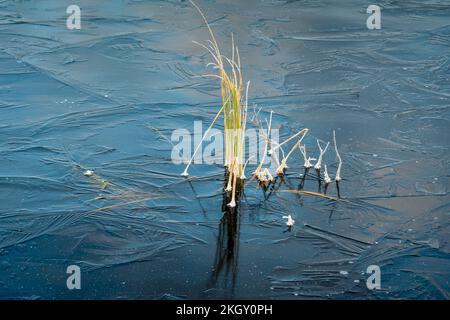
[268,128,308,156]
[275,129,308,176]
[314,140,329,170]
[182,1,250,208]
[333,130,342,182]
[2,0,447,301]
[299,145,315,169]
[184,1,344,207]
[323,164,332,184]
[253,110,273,177]
[250,109,309,185]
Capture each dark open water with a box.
[0,0,449,299]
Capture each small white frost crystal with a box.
[282,215,295,227]
[83,170,94,177]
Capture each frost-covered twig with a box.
[225,160,234,191]
[282,215,295,227]
[333,130,342,182]
[240,155,255,180]
[250,105,262,123]
[314,140,330,170]
[254,111,273,177]
[268,128,308,155]
[239,81,250,173]
[257,168,273,184]
[299,145,315,169]
[227,170,238,207]
[270,145,281,167]
[264,168,274,182]
[323,164,331,184]
[257,169,267,183]
[276,139,302,175]
[275,129,308,175]
[181,99,227,177]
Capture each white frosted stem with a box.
[265,168,274,182]
[227,166,237,207]
[266,110,273,151]
[299,145,315,168]
[225,160,234,191]
[254,110,273,175]
[268,128,308,155]
[241,155,255,180]
[324,164,331,184]
[276,139,300,175]
[181,99,226,177]
[314,140,330,170]
[333,130,342,181]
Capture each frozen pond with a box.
[0,0,449,299]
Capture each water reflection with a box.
[206,172,242,298]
